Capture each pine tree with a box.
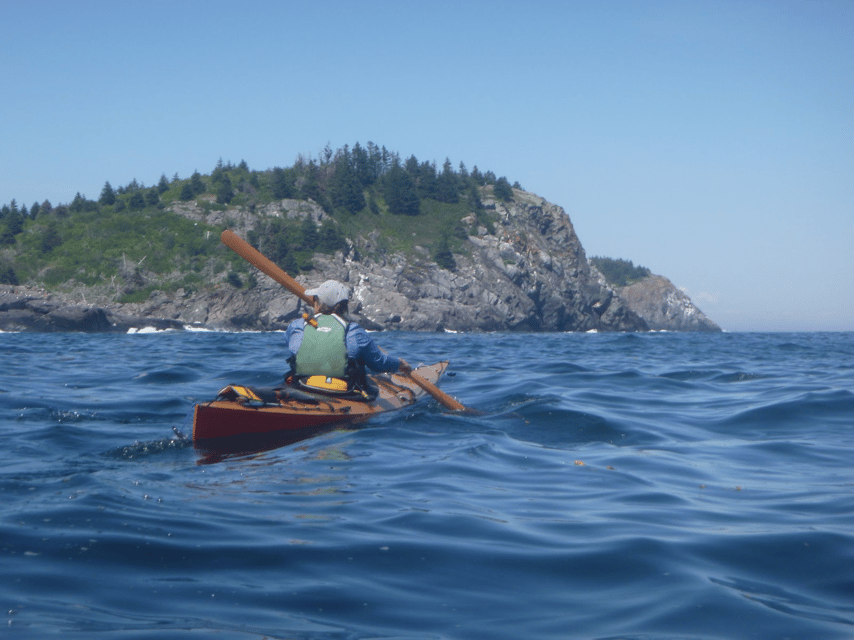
[352,142,373,187]
[384,160,420,216]
[437,158,459,203]
[417,160,438,200]
[40,223,62,253]
[99,181,116,205]
[270,167,293,199]
[330,153,365,214]
[299,216,319,250]
[494,176,513,201]
[190,171,205,195]
[145,188,160,208]
[216,174,234,204]
[433,235,456,270]
[157,174,170,194]
[70,193,85,212]
[128,190,145,210]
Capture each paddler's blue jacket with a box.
[285,315,401,375]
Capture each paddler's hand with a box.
[398,358,413,375]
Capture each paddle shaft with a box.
[220,229,470,412]
[221,229,314,306]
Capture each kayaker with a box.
[284,279,412,396]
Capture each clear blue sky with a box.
[2,0,851,331]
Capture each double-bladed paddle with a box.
[220,229,470,413]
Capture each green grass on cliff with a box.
[0,144,509,294]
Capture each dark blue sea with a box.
[2,330,852,639]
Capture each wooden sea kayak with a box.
[192,361,450,442]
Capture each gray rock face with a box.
[0,189,718,333]
[0,288,187,333]
[284,191,649,333]
[616,275,722,332]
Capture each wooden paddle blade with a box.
[220,229,314,306]
[406,370,470,412]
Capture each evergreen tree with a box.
[70,193,86,213]
[436,158,459,203]
[384,160,420,216]
[299,216,319,250]
[318,222,346,253]
[494,176,513,201]
[321,143,334,166]
[5,209,24,235]
[179,182,195,201]
[589,257,651,287]
[417,160,438,200]
[99,181,116,205]
[458,161,469,184]
[298,160,323,204]
[40,223,62,253]
[145,188,160,208]
[0,206,23,245]
[270,167,293,199]
[30,201,40,217]
[404,155,420,177]
[128,190,145,210]
[352,142,373,187]
[367,141,384,181]
[215,174,234,204]
[190,171,205,195]
[157,174,170,194]
[330,153,365,214]
[468,183,484,211]
[433,235,456,270]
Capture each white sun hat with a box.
[305,280,350,308]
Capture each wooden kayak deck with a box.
[192,361,449,441]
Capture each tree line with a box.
[590,256,651,287]
[2,141,518,229]
[0,143,521,287]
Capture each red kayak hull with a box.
[192,361,450,441]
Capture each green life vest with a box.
[294,314,348,379]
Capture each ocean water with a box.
[1,330,852,640]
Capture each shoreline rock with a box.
[0,286,190,333]
[0,190,720,334]
[616,275,721,332]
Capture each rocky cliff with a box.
[0,188,719,333]
[615,275,721,332]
